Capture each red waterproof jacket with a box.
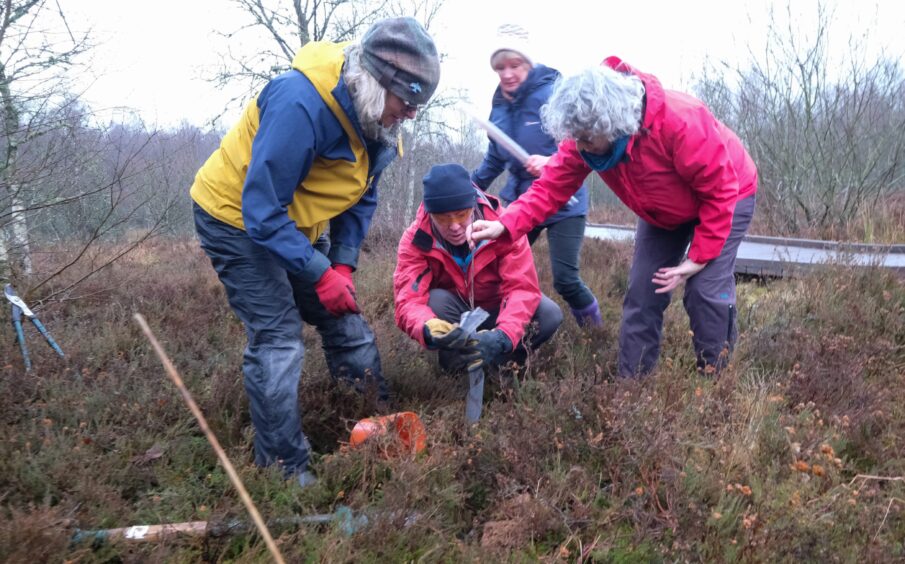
[499,56,758,263]
[394,192,541,348]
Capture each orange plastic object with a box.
[349,411,427,455]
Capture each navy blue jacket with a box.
[471,64,589,224]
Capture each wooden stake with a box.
[78,521,210,543]
[134,314,285,564]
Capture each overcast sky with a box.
[63,0,905,130]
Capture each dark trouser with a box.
[427,289,562,370]
[527,215,597,310]
[618,196,756,377]
[193,204,385,475]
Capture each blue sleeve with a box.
[471,139,508,191]
[328,173,380,269]
[241,80,331,284]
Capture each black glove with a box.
[423,318,471,350]
[461,329,513,370]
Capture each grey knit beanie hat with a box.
[360,17,441,106]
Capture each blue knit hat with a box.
[422,163,476,213]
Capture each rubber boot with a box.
[297,470,318,488]
[570,297,603,328]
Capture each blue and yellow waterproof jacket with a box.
[191,41,399,283]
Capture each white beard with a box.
[362,120,398,147]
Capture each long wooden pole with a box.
[134,314,285,564]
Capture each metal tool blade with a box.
[458,307,490,423]
[461,105,530,165]
[4,284,34,317]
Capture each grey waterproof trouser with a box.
[193,204,385,475]
[618,196,756,377]
[428,288,563,370]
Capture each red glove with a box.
[333,264,355,290]
[314,267,360,316]
[332,264,357,304]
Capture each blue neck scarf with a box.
[580,135,630,171]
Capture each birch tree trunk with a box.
[0,62,31,278]
[7,197,31,274]
[403,169,416,225]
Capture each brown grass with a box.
[0,233,902,562]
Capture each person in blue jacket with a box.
[471,24,602,327]
[190,17,440,486]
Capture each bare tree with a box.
[694,1,905,235]
[211,0,449,115]
[0,2,197,303]
[1,106,192,303]
[368,114,483,233]
[0,0,91,278]
[209,0,459,136]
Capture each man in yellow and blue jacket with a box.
[190,17,440,486]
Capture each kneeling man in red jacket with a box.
[394,163,563,371]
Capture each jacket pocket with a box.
[411,266,431,292]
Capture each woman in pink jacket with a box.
[469,57,758,377]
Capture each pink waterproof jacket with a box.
[499,56,758,263]
[394,193,541,348]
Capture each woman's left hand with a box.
[652,259,707,294]
[524,154,550,177]
[467,219,506,248]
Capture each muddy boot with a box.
[570,297,603,328]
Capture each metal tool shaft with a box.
[458,307,490,423]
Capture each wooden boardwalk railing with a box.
[585,223,905,277]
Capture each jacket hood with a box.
[601,56,665,151]
[291,40,351,75]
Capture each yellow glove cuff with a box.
[425,318,456,336]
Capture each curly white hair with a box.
[541,65,645,142]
